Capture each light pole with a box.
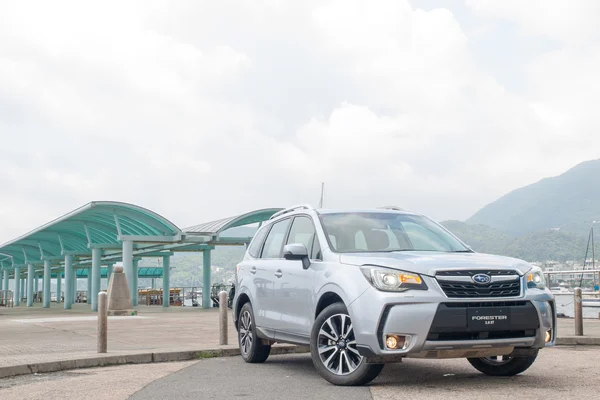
[592,221,598,291]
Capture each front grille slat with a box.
[427,330,536,341]
[443,301,527,308]
[436,269,516,276]
[436,270,521,298]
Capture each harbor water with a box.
[554,293,599,318]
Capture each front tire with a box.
[238,302,271,363]
[467,351,539,376]
[310,302,384,386]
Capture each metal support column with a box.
[27,264,34,307]
[91,248,101,311]
[162,256,170,307]
[0,270,3,294]
[202,250,212,309]
[132,258,139,306]
[14,267,21,306]
[122,240,134,302]
[64,255,73,310]
[72,271,77,304]
[43,260,51,308]
[56,272,62,304]
[87,269,92,304]
[34,274,39,298]
[20,277,25,301]
[1,270,7,306]
[2,269,8,291]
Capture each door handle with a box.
[250,267,257,275]
[274,270,283,278]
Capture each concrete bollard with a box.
[574,287,583,336]
[98,292,108,353]
[219,291,228,345]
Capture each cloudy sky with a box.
[1,0,599,242]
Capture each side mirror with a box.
[283,243,311,270]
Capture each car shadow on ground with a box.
[264,354,552,389]
[372,358,550,388]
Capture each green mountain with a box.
[441,220,588,262]
[442,220,511,255]
[467,159,600,236]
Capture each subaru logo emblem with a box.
[472,274,491,285]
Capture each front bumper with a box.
[348,276,556,361]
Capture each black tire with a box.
[467,351,539,376]
[238,302,271,363]
[310,302,384,386]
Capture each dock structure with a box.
[0,201,281,312]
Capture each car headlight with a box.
[360,266,428,292]
[526,266,546,289]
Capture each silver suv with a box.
[232,205,556,386]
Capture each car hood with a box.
[339,251,532,276]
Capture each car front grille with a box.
[427,301,539,341]
[435,270,521,298]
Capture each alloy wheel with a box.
[239,310,253,357]
[317,313,363,375]
[481,355,512,365]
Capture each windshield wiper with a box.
[451,249,474,253]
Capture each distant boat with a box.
[582,299,600,307]
[550,286,572,294]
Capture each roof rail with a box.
[269,204,313,220]
[378,206,405,211]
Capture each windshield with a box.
[319,212,469,253]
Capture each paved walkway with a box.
[0,303,599,376]
[0,303,239,370]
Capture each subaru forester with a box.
[232,205,556,386]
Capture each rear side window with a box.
[261,218,291,259]
[247,225,269,258]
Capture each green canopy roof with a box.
[0,201,182,268]
[183,208,282,236]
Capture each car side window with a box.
[247,225,269,258]
[260,218,291,259]
[286,216,322,260]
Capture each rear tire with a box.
[238,302,271,363]
[467,351,539,376]
[310,302,384,386]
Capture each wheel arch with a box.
[234,292,251,328]
[314,284,352,320]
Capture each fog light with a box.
[386,335,398,349]
[385,334,411,350]
[545,330,552,343]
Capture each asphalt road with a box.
[131,346,600,400]
[130,352,371,400]
[3,346,600,400]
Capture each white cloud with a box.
[465,0,600,45]
[464,0,600,175]
[0,0,599,242]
